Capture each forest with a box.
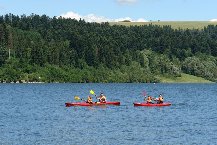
[0,13,217,83]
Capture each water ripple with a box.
[0,83,216,145]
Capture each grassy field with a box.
[159,73,213,83]
[110,21,217,30]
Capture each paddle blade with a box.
[90,90,95,95]
[74,96,80,100]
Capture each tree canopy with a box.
[0,14,217,83]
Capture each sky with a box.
[0,0,217,22]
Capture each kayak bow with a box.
[65,101,120,107]
[134,102,171,107]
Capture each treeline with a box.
[0,13,217,82]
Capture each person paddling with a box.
[146,96,154,104]
[97,93,107,103]
[86,96,93,104]
[155,94,164,104]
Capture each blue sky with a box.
[0,0,217,22]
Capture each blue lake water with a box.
[0,83,217,145]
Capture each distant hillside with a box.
[159,73,213,83]
[0,14,217,83]
[110,21,217,29]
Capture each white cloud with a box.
[135,18,148,22]
[83,14,111,23]
[116,0,137,4]
[60,11,111,23]
[60,11,81,20]
[60,11,147,23]
[210,19,217,22]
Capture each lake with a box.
[0,83,217,145]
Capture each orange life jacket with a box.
[87,96,93,103]
[159,96,164,102]
[147,96,152,103]
[100,95,106,102]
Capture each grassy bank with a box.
[110,21,217,29]
[159,73,213,83]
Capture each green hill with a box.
[159,73,213,83]
[110,21,217,29]
[0,14,217,83]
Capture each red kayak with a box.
[134,102,171,107]
[65,101,120,107]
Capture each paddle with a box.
[142,91,155,104]
[142,90,147,101]
[74,96,80,100]
[142,91,147,97]
[90,90,96,96]
[90,89,98,100]
[74,96,86,102]
[90,90,106,103]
